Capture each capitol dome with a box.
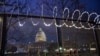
[35,28,47,42]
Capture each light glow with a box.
[90,48,96,51]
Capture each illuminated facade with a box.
[28,28,48,52]
[35,28,47,42]
[27,28,77,53]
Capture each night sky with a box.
[2,0,100,45]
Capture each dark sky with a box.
[5,0,100,45]
[81,0,100,13]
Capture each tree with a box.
[6,44,17,52]
[47,42,58,56]
[35,0,85,17]
[0,0,36,42]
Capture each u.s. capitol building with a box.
[27,28,50,52]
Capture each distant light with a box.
[4,52,8,54]
[66,50,70,52]
[64,48,66,51]
[55,49,59,52]
[59,47,62,50]
[90,48,96,51]
[0,17,2,22]
[43,49,48,52]
[69,48,74,51]
[83,48,86,51]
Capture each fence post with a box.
[56,20,63,56]
[0,2,7,55]
[93,26,100,56]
